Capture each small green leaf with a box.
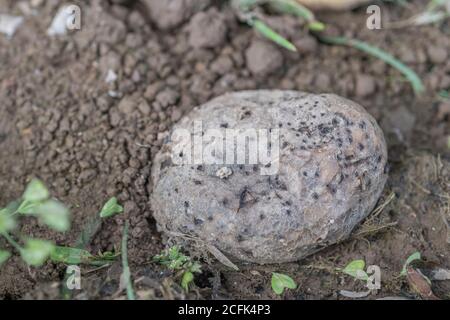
[0,250,11,266]
[251,19,297,52]
[271,272,297,295]
[0,208,17,233]
[38,200,71,232]
[308,21,326,31]
[20,239,54,266]
[100,197,123,218]
[50,246,94,264]
[342,260,368,280]
[23,179,49,202]
[17,199,40,215]
[401,252,421,276]
[181,271,194,292]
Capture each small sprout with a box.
[154,245,202,292]
[100,197,123,218]
[20,239,54,267]
[1,180,119,272]
[341,259,368,281]
[181,271,194,292]
[23,179,49,202]
[50,246,94,265]
[249,19,297,52]
[401,251,421,276]
[308,21,326,31]
[38,200,71,232]
[0,250,11,266]
[51,246,118,266]
[268,0,326,31]
[271,272,297,295]
[438,90,449,99]
[0,208,17,233]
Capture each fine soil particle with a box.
[0,0,449,299]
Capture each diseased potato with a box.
[151,90,388,264]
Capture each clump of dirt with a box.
[0,0,449,299]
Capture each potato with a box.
[151,91,388,264]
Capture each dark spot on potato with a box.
[194,218,204,225]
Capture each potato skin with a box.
[151,91,388,264]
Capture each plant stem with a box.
[318,35,424,94]
[1,232,22,252]
[121,221,135,300]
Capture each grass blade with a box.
[121,221,135,300]
[250,18,297,51]
[319,36,424,94]
[268,0,325,31]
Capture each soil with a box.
[0,0,449,300]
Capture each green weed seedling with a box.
[0,180,122,269]
[154,245,202,292]
[400,251,421,276]
[338,259,369,281]
[233,0,324,52]
[0,179,71,267]
[271,272,297,295]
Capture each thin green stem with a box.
[1,232,22,252]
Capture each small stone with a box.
[436,101,450,122]
[355,74,376,97]
[155,88,180,109]
[171,109,182,122]
[105,69,118,84]
[142,0,210,30]
[151,90,388,264]
[188,8,227,49]
[293,36,318,54]
[245,40,283,76]
[144,82,163,101]
[427,46,448,65]
[138,100,151,115]
[0,14,24,38]
[118,96,136,114]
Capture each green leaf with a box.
[17,199,40,215]
[189,262,202,274]
[100,197,123,218]
[0,208,17,233]
[38,200,71,232]
[23,179,49,202]
[342,260,368,280]
[181,271,194,292]
[20,239,54,266]
[269,0,314,21]
[0,250,11,266]
[251,19,297,52]
[50,246,94,264]
[308,21,326,31]
[271,272,297,295]
[401,252,421,276]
